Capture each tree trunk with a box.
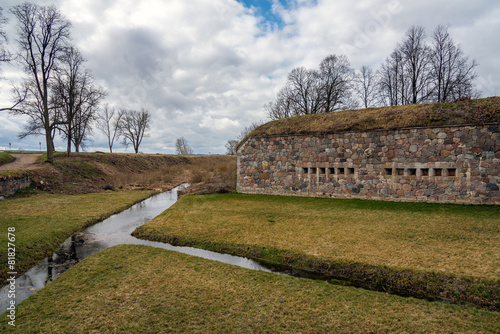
[45,125,54,163]
[67,134,72,157]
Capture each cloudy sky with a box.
[0,0,499,154]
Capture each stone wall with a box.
[0,175,31,197]
[237,124,500,204]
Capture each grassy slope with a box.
[1,245,498,333]
[0,152,14,166]
[23,153,236,194]
[0,190,154,282]
[241,97,500,145]
[134,193,500,309]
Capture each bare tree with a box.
[354,65,378,108]
[0,7,13,65]
[265,85,295,120]
[97,104,124,153]
[286,67,322,115]
[16,79,60,149]
[175,137,193,155]
[378,50,406,106]
[398,26,433,104]
[119,108,151,154]
[378,25,479,106]
[225,139,239,155]
[430,25,479,102]
[9,3,71,163]
[266,55,356,120]
[52,46,106,155]
[378,26,431,106]
[317,54,356,112]
[70,91,104,152]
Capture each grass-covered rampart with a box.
[240,97,500,146]
[133,193,500,310]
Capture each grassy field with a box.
[0,190,154,282]
[1,244,498,333]
[134,193,500,309]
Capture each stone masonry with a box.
[0,174,31,197]
[237,124,500,204]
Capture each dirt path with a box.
[0,154,43,172]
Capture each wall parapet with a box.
[237,124,500,205]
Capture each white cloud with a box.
[199,116,240,131]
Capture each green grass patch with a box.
[133,193,500,309]
[1,245,498,333]
[0,152,15,165]
[0,190,155,282]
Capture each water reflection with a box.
[1,185,273,314]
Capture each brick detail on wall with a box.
[237,124,500,205]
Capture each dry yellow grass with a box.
[140,193,500,281]
[2,245,498,333]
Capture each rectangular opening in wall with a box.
[396,168,405,176]
[434,168,442,177]
[319,167,326,175]
[338,168,345,175]
[448,168,456,177]
[302,167,308,175]
[384,168,393,176]
[421,168,429,176]
[408,168,417,176]
[328,168,335,175]
[347,168,355,175]
[311,167,317,175]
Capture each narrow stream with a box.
[1,185,278,314]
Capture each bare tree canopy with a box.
[225,139,239,155]
[317,55,356,112]
[398,26,432,104]
[53,46,106,155]
[378,25,479,106]
[119,108,150,153]
[175,136,193,155]
[9,3,72,162]
[265,85,295,120]
[267,55,356,120]
[286,66,321,115]
[354,65,377,108]
[0,7,13,65]
[97,104,124,153]
[430,25,479,102]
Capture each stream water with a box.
[1,185,278,314]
